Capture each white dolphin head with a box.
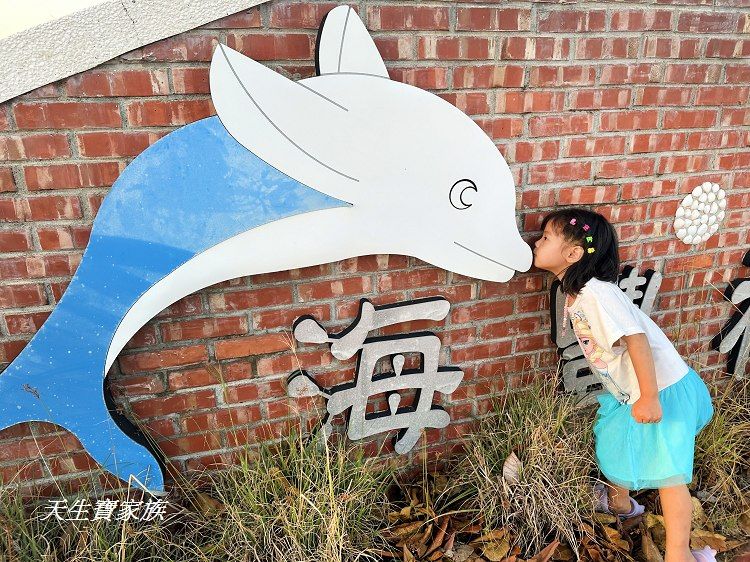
[209,6,532,282]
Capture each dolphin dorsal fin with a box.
[316,6,388,78]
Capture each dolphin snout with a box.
[453,239,532,277]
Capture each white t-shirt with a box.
[565,277,689,405]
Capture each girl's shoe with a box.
[691,546,717,562]
[593,483,645,519]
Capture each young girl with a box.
[533,208,716,562]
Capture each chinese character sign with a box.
[40,498,170,522]
[287,297,463,454]
[551,266,663,405]
[711,249,750,378]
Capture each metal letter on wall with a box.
[550,266,663,406]
[0,6,531,492]
[287,297,462,454]
[711,249,750,378]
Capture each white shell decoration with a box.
[673,182,726,245]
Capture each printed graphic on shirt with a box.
[570,310,630,404]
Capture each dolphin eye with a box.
[449,179,477,210]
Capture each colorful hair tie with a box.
[586,236,593,243]
[587,247,595,254]
[569,218,577,225]
[582,224,590,231]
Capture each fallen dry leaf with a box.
[640,525,664,562]
[689,529,727,552]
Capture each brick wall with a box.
[0,0,748,495]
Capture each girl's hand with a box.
[631,395,662,424]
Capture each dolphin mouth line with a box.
[453,241,516,272]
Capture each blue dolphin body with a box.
[0,116,346,491]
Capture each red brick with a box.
[14,102,121,129]
[658,155,710,174]
[378,269,446,292]
[0,284,47,308]
[0,433,81,462]
[22,196,83,221]
[663,109,718,129]
[451,341,513,363]
[575,38,636,60]
[202,7,262,29]
[374,37,415,61]
[696,86,750,106]
[600,110,658,131]
[727,65,750,83]
[529,66,595,87]
[529,162,592,184]
[631,132,687,153]
[538,10,605,32]
[511,140,560,163]
[501,37,569,60]
[529,114,592,136]
[644,38,700,59]
[115,374,166,397]
[269,3,342,29]
[257,350,332,376]
[420,37,492,60]
[496,91,564,113]
[36,226,89,250]
[0,169,15,193]
[208,286,293,312]
[677,11,739,33]
[0,254,79,279]
[570,89,631,110]
[77,131,164,157]
[0,230,31,252]
[601,64,660,85]
[24,162,123,190]
[451,300,513,323]
[119,345,208,374]
[453,65,524,88]
[0,134,70,160]
[456,8,530,31]
[226,33,314,60]
[474,117,523,139]
[160,316,247,342]
[157,433,222,456]
[181,406,262,433]
[637,86,693,106]
[722,109,750,127]
[665,64,721,84]
[686,131,744,150]
[388,67,448,90]
[171,68,210,94]
[565,137,626,157]
[1,340,26,364]
[129,389,216,418]
[557,185,620,205]
[368,6,450,31]
[214,334,289,360]
[252,304,330,330]
[131,35,218,62]
[610,10,672,31]
[126,100,214,127]
[596,158,656,179]
[298,276,372,301]
[65,70,168,97]
[706,39,750,58]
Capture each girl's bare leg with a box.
[606,481,633,513]
[660,484,695,562]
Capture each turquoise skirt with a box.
[593,368,714,491]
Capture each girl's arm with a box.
[621,333,663,423]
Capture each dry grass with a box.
[693,374,750,535]
[443,375,599,558]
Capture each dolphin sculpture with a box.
[0,6,532,492]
